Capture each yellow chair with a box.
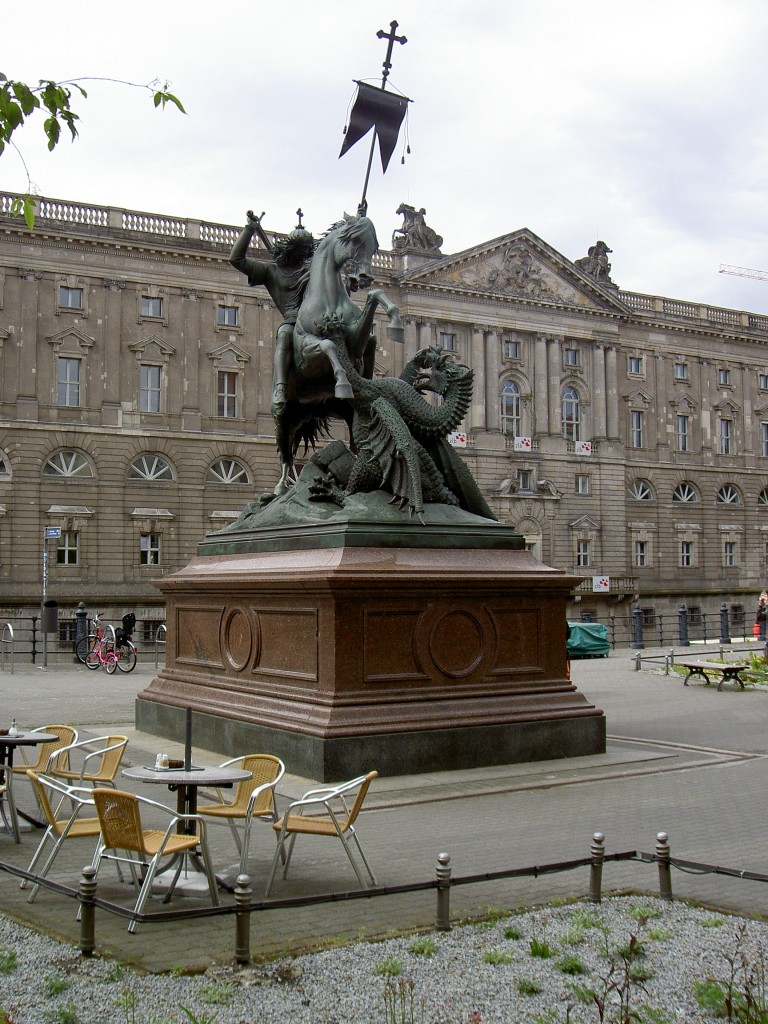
[92,787,219,932]
[11,725,78,778]
[0,764,19,843]
[197,754,285,875]
[47,735,128,789]
[21,770,103,902]
[265,770,378,896]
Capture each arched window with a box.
[43,450,93,477]
[716,484,741,505]
[500,380,521,437]
[628,479,653,501]
[673,482,699,503]
[128,454,174,482]
[562,386,580,441]
[758,488,768,506]
[206,458,250,485]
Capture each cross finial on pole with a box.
[295,208,304,228]
[376,20,407,86]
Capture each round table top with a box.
[122,764,251,787]
[0,730,58,746]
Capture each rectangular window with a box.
[628,356,642,374]
[438,332,456,351]
[576,540,591,567]
[761,423,768,458]
[723,541,737,567]
[676,414,689,452]
[719,418,732,455]
[56,530,78,565]
[217,371,238,417]
[59,286,83,309]
[634,540,648,567]
[140,533,161,565]
[57,357,81,407]
[674,362,688,380]
[140,295,163,318]
[718,368,731,386]
[630,410,644,448]
[139,364,162,413]
[517,470,533,491]
[680,541,694,567]
[564,348,579,367]
[504,339,520,359]
[760,373,768,390]
[575,474,590,495]
[216,304,238,327]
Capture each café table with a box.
[121,763,251,894]
[0,730,58,843]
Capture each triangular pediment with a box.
[569,514,601,530]
[129,334,176,359]
[45,326,94,349]
[400,229,630,312]
[207,341,250,367]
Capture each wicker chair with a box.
[92,787,219,932]
[265,770,378,896]
[0,764,18,843]
[11,725,78,778]
[47,735,128,789]
[197,754,285,875]
[21,770,103,903]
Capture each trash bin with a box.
[42,599,59,633]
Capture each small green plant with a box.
[701,915,726,928]
[199,983,234,1006]
[562,926,586,945]
[570,907,605,930]
[503,924,522,940]
[693,978,728,1016]
[44,977,71,998]
[529,936,554,959]
[482,948,513,965]
[114,989,138,1024]
[645,926,673,942]
[382,977,424,1024]
[517,977,542,995]
[42,1004,78,1024]
[616,939,646,959]
[629,902,662,921]
[556,953,586,975]
[374,957,403,977]
[0,950,17,974]
[409,936,437,957]
[484,905,508,922]
[629,963,656,983]
[179,1009,219,1024]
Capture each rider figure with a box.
[228,211,315,415]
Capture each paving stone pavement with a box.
[0,643,766,971]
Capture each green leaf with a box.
[60,109,80,141]
[12,81,38,116]
[23,197,36,229]
[153,91,162,108]
[44,114,61,150]
[10,197,22,215]
[163,91,186,114]
[73,83,87,98]
[2,98,23,129]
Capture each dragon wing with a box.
[368,396,424,516]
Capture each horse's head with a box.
[330,215,378,291]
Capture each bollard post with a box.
[234,873,253,964]
[435,852,452,932]
[678,604,690,647]
[634,652,641,672]
[79,865,97,957]
[656,832,672,901]
[720,604,731,645]
[589,832,605,903]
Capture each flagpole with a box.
[359,20,407,211]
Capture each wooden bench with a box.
[679,660,749,691]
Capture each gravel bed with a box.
[2,896,767,1022]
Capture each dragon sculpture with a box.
[305,313,496,521]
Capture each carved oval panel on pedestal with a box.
[220,606,256,672]
[416,607,496,682]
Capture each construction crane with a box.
[719,264,768,281]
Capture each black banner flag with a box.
[339,81,410,172]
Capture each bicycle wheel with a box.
[105,653,118,674]
[76,634,100,670]
[115,641,138,673]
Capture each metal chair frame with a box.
[197,754,285,875]
[47,734,128,789]
[265,771,378,896]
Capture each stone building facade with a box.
[1,192,767,634]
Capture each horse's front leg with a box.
[369,288,404,344]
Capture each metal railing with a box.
[1,830,765,963]
[0,622,13,674]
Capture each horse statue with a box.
[392,203,443,254]
[273,211,403,496]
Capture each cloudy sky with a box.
[4,0,768,312]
